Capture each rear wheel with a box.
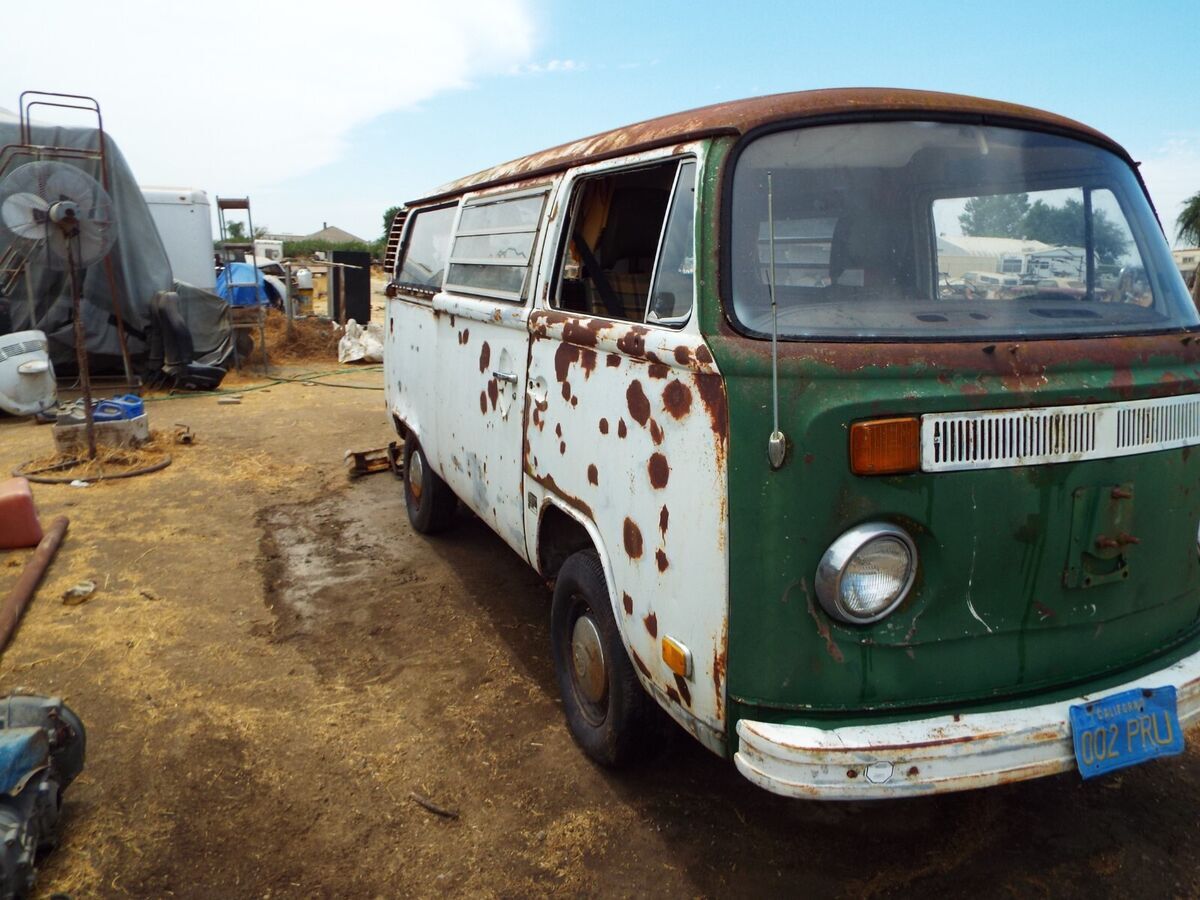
[403,437,457,534]
[551,549,656,766]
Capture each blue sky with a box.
[296,0,1200,243]
[4,1,1198,244]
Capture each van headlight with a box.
[815,523,917,624]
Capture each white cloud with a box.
[1136,135,1200,246]
[511,58,585,75]
[0,1,535,193]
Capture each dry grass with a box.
[15,431,174,482]
[246,311,340,365]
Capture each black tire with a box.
[402,437,457,534]
[551,549,656,766]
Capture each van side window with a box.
[445,188,549,302]
[648,160,697,323]
[555,158,692,325]
[396,204,457,296]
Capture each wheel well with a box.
[537,505,595,579]
[391,414,408,440]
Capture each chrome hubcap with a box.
[407,446,424,500]
[570,613,607,708]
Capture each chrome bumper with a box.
[734,646,1200,800]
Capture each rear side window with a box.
[397,204,457,295]
[445,188,549,302]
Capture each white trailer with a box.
[141,186,216,290]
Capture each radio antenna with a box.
[767,172,786,469]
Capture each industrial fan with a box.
[0,160,116,455]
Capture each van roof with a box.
[412,88,1120,205]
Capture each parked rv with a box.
[385,89,1200,798]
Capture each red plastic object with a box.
[0,478,43,549]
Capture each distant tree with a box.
[382,205,404,242]
[1178,191,1200,247]
[959,193,1030,238]
[253,225,269,240]
[1022,198,1128,263]
[226,221,246,241]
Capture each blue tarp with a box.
[215,263,267,307]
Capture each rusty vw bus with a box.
[385,89,1200,798]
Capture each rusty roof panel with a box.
[411,88,1119,205]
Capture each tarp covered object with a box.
[215,262,267,307]
[0,108,230,375]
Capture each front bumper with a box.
[734,645,1200,799]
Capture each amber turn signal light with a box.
[849,417,920,476]
[661,636,693,679]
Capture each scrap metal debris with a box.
[344,442,402,479]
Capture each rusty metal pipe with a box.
[0,517,68,655]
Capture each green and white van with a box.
[385,89,1200,798]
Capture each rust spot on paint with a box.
[599,417,609,434]
[658,505,669,536]
[487,378,498,410]
[561,381,572,401]
[616,326,648,357]
[554,341,579,383]
[479,391,487,414]
[570,396,578,407]
[626,381,650,426]
[559,441,566,455]
[579,347,598,377]
[461,328,470,344]
[907,766,920,777]
[622,592,633,615]
[695,344,713,365]
[662,379,692,419]
[655,549,669,572]
[666,686,680,704]
[606,353,621,368]
[630,648,652,679]
[695,373,729,441]
[643,612,658,637]
[587,463,598,485]
[712,645,726,712]
[478,341,491,373]
[673,673,691,706]
[847,769,858,779]
[799,578,843,664]
[623,517,643,559]
[648,363,668,380]
[562,319,599,347]
[617,418,628,438]
[673,345,692,366]
[555,423,562,438]
[648,418,664,446]
[647,453,670,489]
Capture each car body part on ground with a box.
[385,87,1200,798]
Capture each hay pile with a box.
[246,311,340,365]
[14,431,174,482]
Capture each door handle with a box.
[492,370,518,384]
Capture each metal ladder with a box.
[215,196,268,373]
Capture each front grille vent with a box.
[921,393,1200,472]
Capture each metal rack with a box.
[215,196,268,373]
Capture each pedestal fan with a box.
[0,160,116,456]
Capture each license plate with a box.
[1069,686,1184,779]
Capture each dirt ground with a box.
[3,360,1200,899]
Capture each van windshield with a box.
[728,122,1200,339]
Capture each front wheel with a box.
[550,550,657,766]
[402,437,457,534]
